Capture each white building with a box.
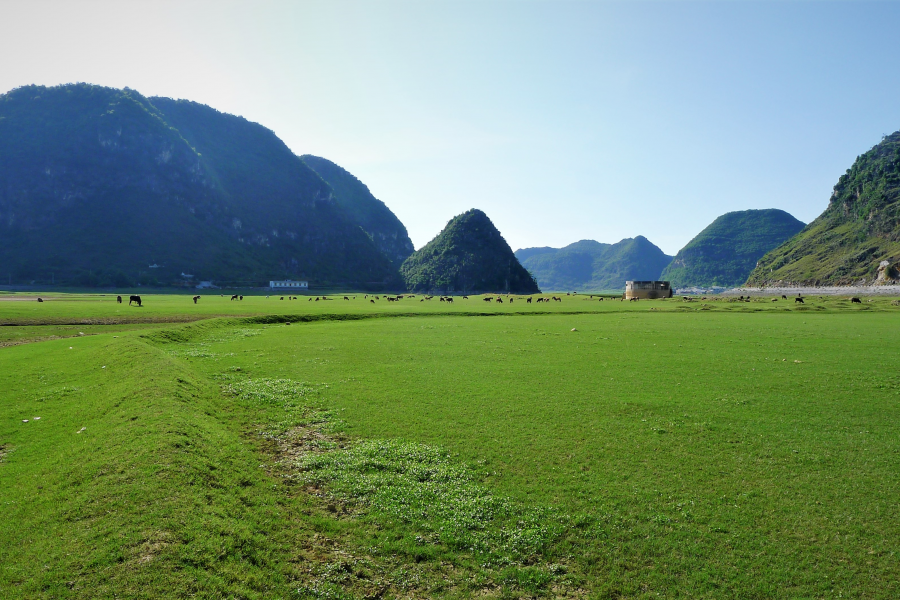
[269,280,308,289]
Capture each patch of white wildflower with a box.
[298,439,570,565]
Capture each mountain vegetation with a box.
[515,236,672,292]
[0,84,399,288]
[300,155,414,267]
[400,209,539,293]
[660,209,805,289]
[747,131,900,285]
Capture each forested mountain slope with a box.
[301,155,414,267]
[0,84,398,287]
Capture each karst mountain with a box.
[661,209,805,289]
[400,209,540,294]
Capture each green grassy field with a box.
[1,293,898,598]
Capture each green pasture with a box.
[1,293,898,598]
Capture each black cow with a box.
[192,295,200,304]
[851,297,862,304]
[37,297,43,302]
[795,297,804,304]
[231,294,238,301]
[129,295,142,306]
[116,295,122,304]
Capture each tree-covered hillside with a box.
[516,236,671,292]
[747,131,900,285]
[0,84,399,288]
[660,209,805,288]
[300,155,414,267]
[400,209,539,293]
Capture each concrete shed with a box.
[625,281,673,299]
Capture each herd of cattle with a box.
[32,293,871,306]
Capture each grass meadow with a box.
[1,292,898,598]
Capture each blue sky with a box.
[3,1,899,254]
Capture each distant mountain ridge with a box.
[0,84,401,287]
[660,209,805,289]
[401,209,539,294]
[515,236,672,292]
[747,131,900,286]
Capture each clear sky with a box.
[2,1,899,254]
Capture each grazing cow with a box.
[497,298,503,303]
[37,297,43,302]
[526,297,532,303]
[192,295,200,304]
[116,295,122,304]
[462,296,469,299]
[795,297,804,304]
[509,298,514,303]
[851,297,862,304]
[370,299,375,303]
[239,295,244,300]
[446,297,453,303]
[129,295,142,306]
[280,297,284,300]
[231,294,238,301]
[483,297,492,302]
[344,296,349,300]
[782,295,787,300]
[439,297,445,302]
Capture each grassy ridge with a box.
[0,332,321,598]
